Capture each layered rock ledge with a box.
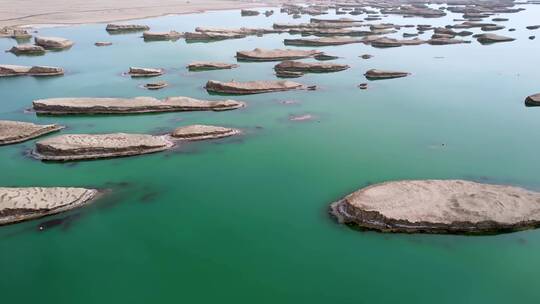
[184,31,246,42]
[8,44,45,55]
[365,69,410,80]
[187,62,239,71]
[241,9,260,16]
[34,36,74,50]
[428,38,470,45]
[194,27,284,36]
[0,27,32,39]
[0,65,63,77]
[369,37,425,47]
[205,80,304,94]
[0,120,64,145]
[143,31,183,41]
[95,41,112,47]
[525,93,540,106]
[236,48,321,61]
[32,97,245,114]
[284,37,362,46]
[143,82,168,90]
[476,33,515,44]
[314,53,339,61]
[128,67,163,77]
[274,61,349,74]
[171,124,240,140]
[106,24,150,33]
[0,187,99,225]
[34,133,174,161]
[330,180,540,234]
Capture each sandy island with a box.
[0,0,277,27]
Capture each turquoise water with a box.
[1,5,540,303]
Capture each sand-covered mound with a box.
[33,97,244,114]
[206,80,304,94]
[0,120,64,145]
[34,133,174,160]
[330,180,540,234]
[0,187,99,225]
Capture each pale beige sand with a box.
[0,0,274,27]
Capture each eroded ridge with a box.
[0,120,64,145]
[206,80,305,94]
[0,187,99,225]
[34,133,175,160]
[32,96,245,114]
[330,180,540,234]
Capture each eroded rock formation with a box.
[0,120,64,145]
[143,31,183,41]
[34,133,174,161]
[274,61,349,75]
[476,33,515,44]
[206,80,305,94]
[0,187,99,225]
[127,67,163,77]
[236,48,321,61]
[364,69,410,80]
[8,44,46,55]
[284,37,362,46]
[34,36,74,50]
[330,180,540,234]
[187,62,239,71]
[0,65,63,77]
[106,24,150,33]
[525,93,540,106]
[171,124,240,140]
[33,97,245,114]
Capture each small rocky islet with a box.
[275,60,349,72]
[364,69,410,80]
[0,187,99,225]
[0,64,63,77]
[105,23,150,33]
[187,61,239,71]
[33,133,175,161]
[284,37,363,46]
[142,30,183,41]
[34,36,74,50]
[33,124,241,161]
[330,180,540,234]
[236,48,322,61]
[205,80,305,95]
[127,67,164,77]
[32,97,245,114]
[143,82,168,90]
[0,120,64,145]
[8,44,46,56]
[171,125,240,140]
[6,36,73,56]
[525,93,540,106]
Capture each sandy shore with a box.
[0,0,277,27]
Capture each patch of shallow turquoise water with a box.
[1,5,540,304]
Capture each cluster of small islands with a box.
[1,0,540,234]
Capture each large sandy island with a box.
[0,0,275,27]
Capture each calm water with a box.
[1,5,540,303]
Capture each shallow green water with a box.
[1,5,540,303]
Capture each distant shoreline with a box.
[0,0,279,28]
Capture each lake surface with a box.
[1,4,540,303]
